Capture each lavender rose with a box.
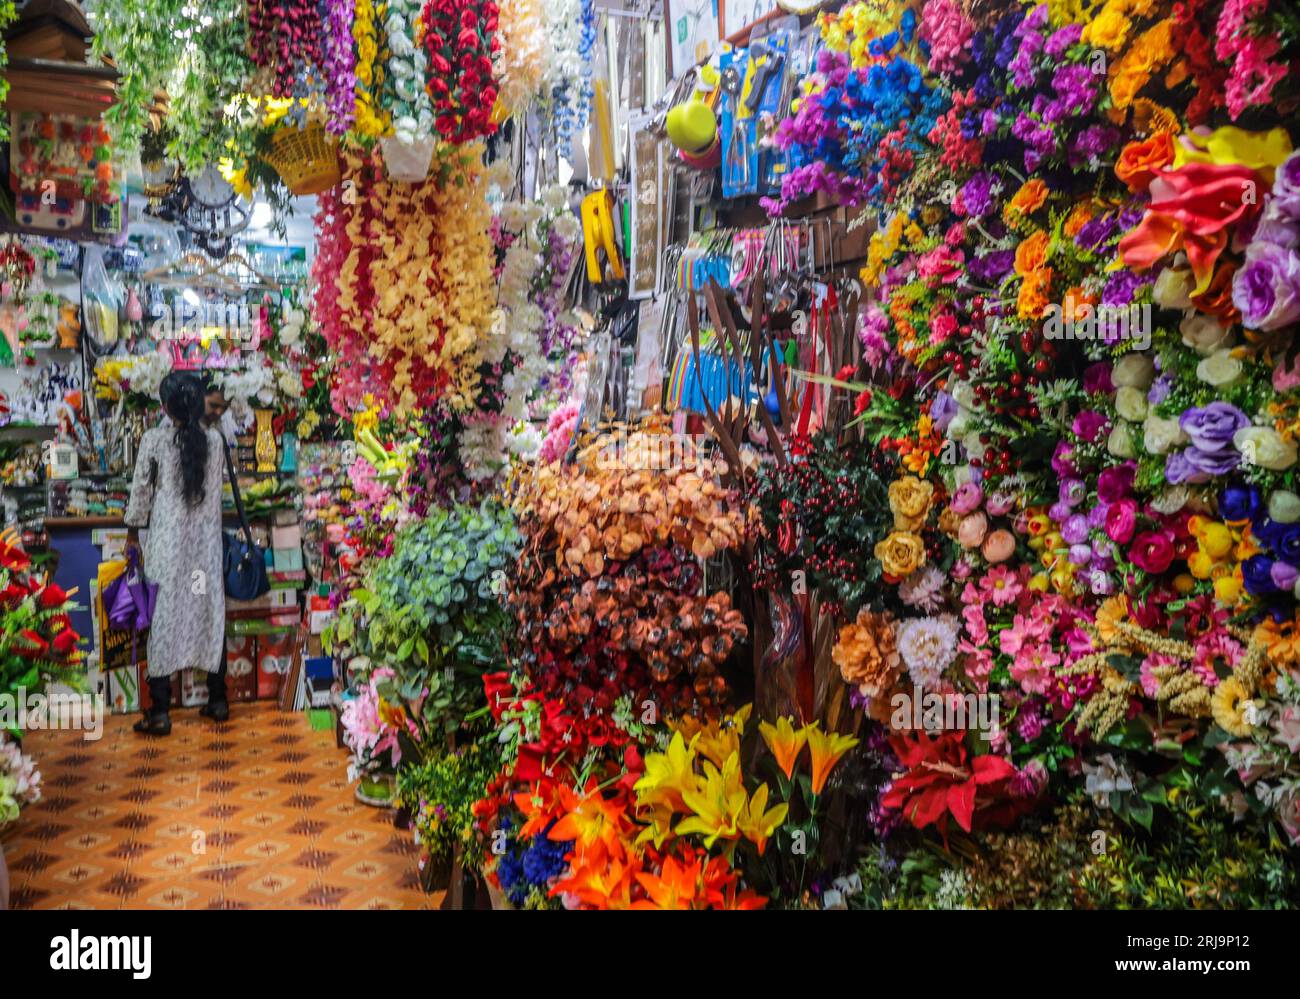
[1273,150,1300,222]
[1233,241,1300,331]
[1180,402,1250,453]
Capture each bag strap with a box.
[220,436,257,550]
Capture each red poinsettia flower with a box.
[881,730,1021,838]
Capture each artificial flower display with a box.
[312,145,495,421]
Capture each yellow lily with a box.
[634,730,700,815]
[758,716,808,780]
[676,754,747,848]
[736,782,788,856]
[806,725,859,796]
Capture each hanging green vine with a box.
[0,0,19,144]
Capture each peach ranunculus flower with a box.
[832,609,902,699]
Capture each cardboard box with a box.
[308,594,333,635]
[273,547,304,572]
[225,634,258,702]
[269,587,299,609]
[257,630,295,700]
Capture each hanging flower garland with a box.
[353,0,391,137]
[312,147,495,420]
[493,0,547,116]
[543,0,590,153]
[321,0,357,134]
[382,0,437,143]
[246,0,324,99]
[422,0,501,144]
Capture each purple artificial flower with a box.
[1051,440,1077,477]
[1232,241,1300,331]
[1076,215,1117,252]
[969,249,1016,283]
[1062,514,1090,545]
[1083,361,1114,395]
[1147,374,1172,405]
[1164,450,1199,485]
[961,172,995,217]
[1102,269,1150,308]
[1180,402,1250,452]
[1272,150,1300,221]
[931,391,959,432]
[1097,463,1136,504]
[1072,409,1109,443]
[1044,23,1083,59]
[1070,125,1121,162]
[1087,502,1110,530]
[1183,445,1242,478]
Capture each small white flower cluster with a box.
[0,734,41,827]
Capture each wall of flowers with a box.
[56,0,1300,910]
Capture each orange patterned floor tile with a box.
[2,702,437,910]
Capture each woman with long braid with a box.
[123,371,227,735]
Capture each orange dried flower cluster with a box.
[510,419,745,578]
[832,608,903,699]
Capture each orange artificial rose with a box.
[1004,178,1049,226]
[1015,230,1050,276]
[1116,132,1175,192]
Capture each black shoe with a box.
[133,712,172,736]
[200,701,230,722]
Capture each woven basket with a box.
[265,123,340,196]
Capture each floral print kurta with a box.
[124,423,226,678]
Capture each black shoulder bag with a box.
[221,438,270,600]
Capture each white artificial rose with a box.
[1152,265,1194,309]
[1107,422,1136,458]
[1180,313,1233,356]
[962,430,983,458]
[950,381,976,410]
[1114,386,1148,421]
[1269,490,1300,523]
[947,408,972,440]
[1149,486,1190,514]
[1234,426,1299,470]
[1197,348,1244,387]
[1112,353,1155,389]
[1143,413,1188,454]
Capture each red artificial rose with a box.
[1129,530,1175,575]
[460,7,478,30]
[52,628,79,655]
[429,52,452,75]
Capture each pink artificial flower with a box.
[962,603,989,646]
[1011,643,1059,696]
[999,612,1051,658]
[1192,630,1243,687]
[979,564,1023,607]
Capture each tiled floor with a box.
[0,702,441,909]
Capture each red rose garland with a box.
[422,0,501,144]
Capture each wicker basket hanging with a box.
[265,123,341,196]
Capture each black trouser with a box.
[145,637,227,716]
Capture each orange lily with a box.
[806,725,860,796]
[758,716,808,780]
[631,853,702,909]
[548,782,630,865]
[552,855,637,910]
